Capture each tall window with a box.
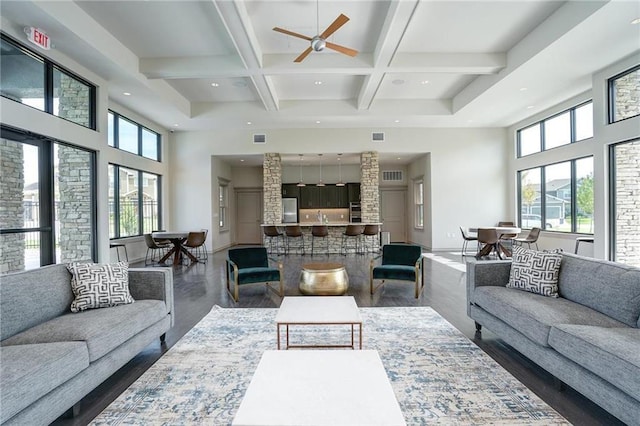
[517,101,593,157]
[219,180,229,230]
[109,165,161,239]
[414,180,424,229]
[0,126,96,274]
[518,157,593,234]
[0,34,96,129]
[609,65,640,123]
[610,139,640,267]
[108,111,161,161]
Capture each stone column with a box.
[0,139,26,273]
[263,153,282,225]
[360,151,380,222]
[615,141,640,266]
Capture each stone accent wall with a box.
[615,140,640,266]
[57,146,93,262]
[58,73,90,128]
[263,153,282,225]
[614,69,640,121]
[360,151,380,222]
[0,139,26,273]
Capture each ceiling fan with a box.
[273,8,358,63]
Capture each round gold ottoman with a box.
[299,263,349,295]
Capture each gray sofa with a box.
[466,253,640,425]
[0,264,174,426]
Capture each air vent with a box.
[253,134,266,144]
[372,132,384,142]
[382,170,403,182]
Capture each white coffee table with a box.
[275,296,362,349]
[232,350,406,426]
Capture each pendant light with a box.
[316,154,325,187]
[296,154,306,187]
[336,153,345,187]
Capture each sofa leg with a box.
[64,402,81,418]
[474,321,482,332]
[553,377,567,391]
[160,333,166,343]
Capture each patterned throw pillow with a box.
[67,262,134,312]
[506,246,563,297]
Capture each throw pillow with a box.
[67,261,134,312]
[506,246,563,297]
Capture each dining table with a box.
[470,226,521,259]
[151,231,199,266]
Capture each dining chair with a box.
[362,224,380,253]
[497,221,517,250]
[341,224,364,255]
[263,225,284,255]
[475,228,502,259]
[225,247,284,302]
[184,231,207,263]
[152,229,171,246]
[514,227,541,250]
[144,234,171,265]
[370,244,424,298]
[285,225,305,255]
[310,225,329,256]
[459,227,479,256]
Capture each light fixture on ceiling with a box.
[123,92,131,96]
[296,154,306,187]
[336,154,345,187]
[314,81,323,85]
[211,83,219,87]
[316,154,325,187]
[421,80,429,85]
[631,17,640,25]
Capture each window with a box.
[0,34,96,130]
[610,139,640,266]
[609,65,640,123]
[414,180,424,229]
[219,180,229,230]
[0,126,96,274]
[109,165,161,239]
[108,111,161,161]
[517,101,593,157]
[518,157,593,234]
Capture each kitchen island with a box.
[262,223,383,254]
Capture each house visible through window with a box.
[414,180,424,229]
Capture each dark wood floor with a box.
[52,248,622,426]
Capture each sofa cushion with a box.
[507,246,562,297]
[2,300,167,362]
[0,342,89,424]
[67,262,134,313]
[559,253,640,327]
[549,325,640,399]
[473,286,626,346]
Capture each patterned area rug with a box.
[91,306,568,425]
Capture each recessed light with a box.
[123,92,131,96]
[173,123,179,127]
[396,157,401,160]
[314,81,323,85]
[527,105,535,109]
[421,80,429,85]
[211,83,219,87]
[240,159,245,162]
[392,79,405,85]
[247,121,252,125]
[394,119,400,123]
[315,120,321,124]
[631,17,640,25]
[520,87,528,91]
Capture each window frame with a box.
[109,164,162,239]
[108,110,161,161]
[1,33,96,130]
[219,180,229,231]
[413,179,424,229]
[608,64,640,124]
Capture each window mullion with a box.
[540,167,547,230]
[114,165,121,238]
[138,171,144,235]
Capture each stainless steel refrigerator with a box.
[282,198,298,223]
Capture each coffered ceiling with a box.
[1,0,639,134]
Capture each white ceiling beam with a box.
[212,0,279,111]
[391,53,505,74]
[357,0,420,110]
[140,55,246,79]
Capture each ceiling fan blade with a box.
[320,13,350,39]
[273,27,312,41]
[325,41,358,57]
[294,47,313,63]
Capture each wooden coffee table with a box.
[232,350,405,426]
[275,296,362,349]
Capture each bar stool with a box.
[311,225,329,256]
[109,242,128,262]
[341,224,364,255]
[263,226,284,255]
[362,224,380,253]
[285,225,305,255]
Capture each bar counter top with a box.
[262,222,382,227]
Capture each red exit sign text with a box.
[27,27,51,50]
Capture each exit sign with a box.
[27,27,51,50]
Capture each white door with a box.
[381,189,407,242]
[236,190,262,244]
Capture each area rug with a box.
[91,306,568,425]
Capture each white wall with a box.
[508,54,640,259]
[172,127,509,251]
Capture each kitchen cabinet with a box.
[347,183,360,203]
[282,184,300,198]
[300,185,320,208]
[299,185,349,208]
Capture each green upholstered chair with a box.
[370,244,424,298]
[226,247,284,302]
